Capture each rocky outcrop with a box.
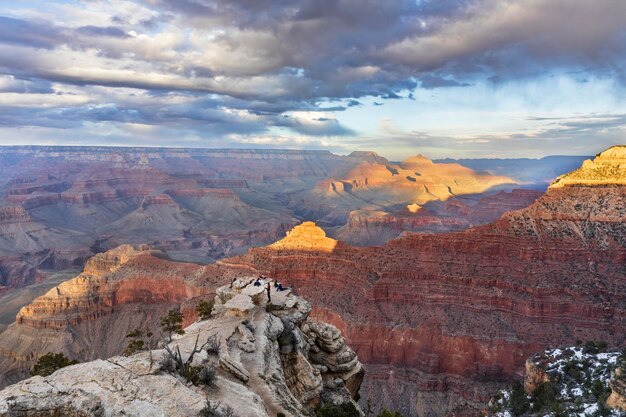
[219,147,626,416]
[550,145,626,188]
[270,221,340,252]
[493,346,624,416]
[523,359,550,394]
[608,368,626,411]
[0,278,364,417]
[304,155,514,227]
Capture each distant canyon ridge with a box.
[0,146,585,294]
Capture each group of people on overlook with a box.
[229,274,289,303]
[254,274,287,303]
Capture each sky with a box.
[0,0,625,159]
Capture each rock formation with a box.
[0,245,249,388]
[219,146,626,416]
[334,189,542,246]
[608,368,626,411]
[491,345,625,416]
[0,278,364,417]
[550,145,626,188]
[0,146,615,416]
[291,154,514,227]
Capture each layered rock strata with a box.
[334,189,542,245]
[219,146,626,416]
[608,368,626,410]
[0,245,249,388]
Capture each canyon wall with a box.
[0,244,250,388]
[0,146,610,416]
[0,146,521,291]
[219,146,626,416]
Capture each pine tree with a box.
[161,309,185,342]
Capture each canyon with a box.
[0,146,619,416]
[219,146,626,415]
[0,145,554,293]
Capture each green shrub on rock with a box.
[315,402,360,417]
[31,352,78,377]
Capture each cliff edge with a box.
[0,277,364,416]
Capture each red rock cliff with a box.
[0,244,249,388]
[219,147,626,416]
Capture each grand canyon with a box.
[2,1,625,415]
[0,145,623,416]
[0,145,550,296]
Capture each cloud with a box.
[76,25,129,38]
[277,112,355,136]
[0,0,624,153]
[0,16,65,49]
[382,0,626,82]
[353,114,626,159]
[0,75,54,94]
[3,1,625,101]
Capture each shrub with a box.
[591,379,609,400]
[161,334,219,386]
[182,364,216,385]
[124,328,155,356]
[562,360,583,383]
[509,381,530,416]
[161,309,185,342]
[583,340,608,355]
[200,399,235,417]
[205,334,220,356]
[31,352,78,377]
[315,402,360,417]
[125,339,145,356]
[196,300,214,321]
[593,399,612,417]
[531,381,560,413]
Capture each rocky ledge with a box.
[550,145,626,188]
[491,345,626,416]
[0,278,364,417]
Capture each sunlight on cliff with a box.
[269,221,338,252]
[550,145,626,188]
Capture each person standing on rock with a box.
[266,282,271,303]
